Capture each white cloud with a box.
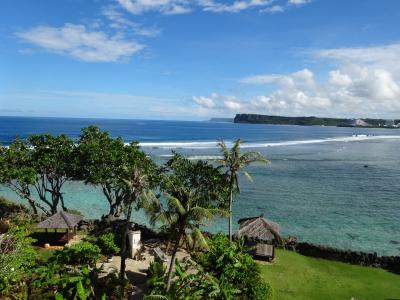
[261,5,285,13]
[288,0,310,5]
[117,0,311,14]
[102,5,161,37]
[16,23,144,62]
[199,0,273,13]
[312,43,400,74]
[192,93,244,111]
[193,42,400,118]
[240,74,282,84]
[117,0,191,15]
[193,95,216,108]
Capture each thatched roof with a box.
[235,215,281,242]
[36,211,83,229]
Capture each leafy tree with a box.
[218,140,269,242]
[117,147,159,288]
[28,134,75,214]
[145,154,227,292]
[77,126,155,218]
[0,134,75,215]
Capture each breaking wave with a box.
[139,135,400,149]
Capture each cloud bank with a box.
[193,43,400,118]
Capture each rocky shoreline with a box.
[283,238,400,274]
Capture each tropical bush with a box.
[147,261,167,292]
[0,224,37,296]
[86,232,120,257]
[145,235,273,299]
[31,262,99,299]
[194,234,273,300]
[52,241,101,267]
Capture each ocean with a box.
[1,116,399,256]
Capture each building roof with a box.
[36,211,83,229]
[235,215,281,242]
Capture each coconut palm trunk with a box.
[166,232,182,292]
[120,202,133,283]
[218,139,270,243]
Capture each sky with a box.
[1,0,400,120]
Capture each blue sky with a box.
[1,0,400,120]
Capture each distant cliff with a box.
[234,114,397,128]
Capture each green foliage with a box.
[146,153,228,245]
[51,241,101,267]
[0,196,29,219]
[194,234,273,300]
[218,139,269,240]
[31,262,97,299]
[147,261,167,291]
[86,233,120,256]
[146,259,242,300]
[76,126,160,217]
[162,153,229,209]
[145,153,229,291]
[29,241,104,299]
[0,224,37,296]
[0,134,76,215]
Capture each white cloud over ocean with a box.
[193,42,400,118]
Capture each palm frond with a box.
[166,194,186,216]
[192,227,209,250]
[240,151,270,166]
[243,171,253,182]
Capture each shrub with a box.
[52,241,101,267]
[0,224,37,296]
[194,234,273,300]
[31,262,99,299]
[147,261,166,292]
[96,233,120,256]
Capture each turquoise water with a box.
[1,116,399,255]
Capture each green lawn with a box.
[259,249,400,300]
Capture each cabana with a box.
[36,211,83,245]
[235,214,281,261]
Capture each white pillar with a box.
[127,230,141,258]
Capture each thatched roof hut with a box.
[36,211,83,230]
[235,214,281,243]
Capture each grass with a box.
[259,249,400,300]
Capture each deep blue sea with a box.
[1,116,400,256]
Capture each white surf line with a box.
[139,135,400,149]
[159,154,223,160]
[3,135,400,150]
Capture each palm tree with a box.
[146,191,225,292]
[144,154,227,292]
[218,139,270,242]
